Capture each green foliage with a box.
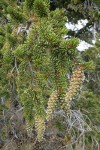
[0,35,4,48]
[5,24,12,33]
[6,34,17,47]
[3,50,14,63]
[7,6,25,23]
[1,127,7,140]
[34,0,50,17]
[25,0,35,11]
[14,44,27,59]
[0,26,5,36]
[0,0,100,148]
[1,0,80,128]
[83,61,96,70]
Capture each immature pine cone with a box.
[26,120,33,138]
[46,91,58,121]
[62,65,85,111]
[35,115,45,142]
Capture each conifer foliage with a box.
[0,0,99,149]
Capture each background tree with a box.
[50,0,100,44]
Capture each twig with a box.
[15,57,19,74]
[1,97,6,123]
[28,61,34,86]
[10,107,23,120]
[58,132,84,150]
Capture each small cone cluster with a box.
[35,115,45,142]
[39,65,85,141]
[62,65,85,111]
[46,91,58,121]
[26,121,33,138]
